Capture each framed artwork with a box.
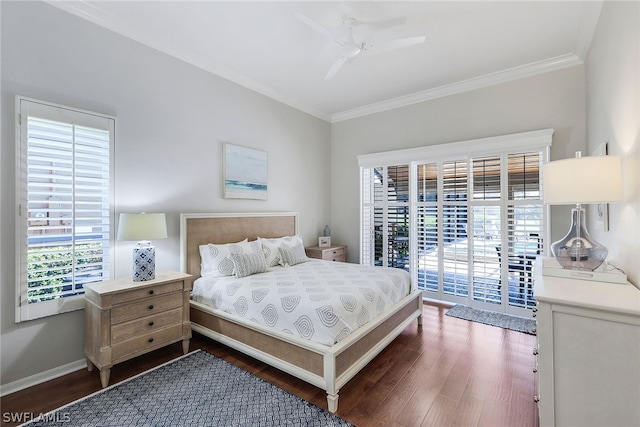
[223,142,268,200]
[319,236,331,247]
[592,142,609,231]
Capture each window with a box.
[359,130,552,316]
[15,97,115,322]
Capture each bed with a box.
[180,212,423,412]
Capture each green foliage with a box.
[27,242,103,302]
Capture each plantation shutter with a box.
[361,167,380,265]
[416,163,438,292]
[361,165,409,268]
[16,97,115,322]
[359,129,552,316]
[387,165,410,269]
[504,151,543,308]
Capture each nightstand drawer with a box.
[112,324,183,361]
[323,247,345,258]
[322,248,345,261]
[111,292,183,324]
[305,245,347,262]
[111,307,183,344]
[111,280,184,305]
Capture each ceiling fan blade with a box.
[295,12,346,47]
[364,36,426,55]
[324,56,349,80]
[354,16,407,31]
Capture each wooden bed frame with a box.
[180,212,423,413]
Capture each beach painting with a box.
[223,142,268,200]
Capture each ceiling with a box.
[48,1,603,122]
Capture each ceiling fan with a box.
[295,12,426,80]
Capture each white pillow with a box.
[258,235,303,267]
[278,242,309,267]
[199,239,262,277]
[231,251,268,278]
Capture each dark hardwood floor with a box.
[1,303,539,426]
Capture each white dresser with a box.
[533,263,640,427]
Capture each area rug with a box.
[445,304,536,335]
[22,350,353,427]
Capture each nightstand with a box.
[305,245,347,262]
[84,271,193,387]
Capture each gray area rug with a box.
[445,304,536,335]
[23,350,353,427]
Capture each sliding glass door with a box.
[360,131,551,316]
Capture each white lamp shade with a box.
[543,155,622,204]
[117,213,168,241]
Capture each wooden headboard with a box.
[180,212,298,278]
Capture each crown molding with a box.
[331,1,602,123]
[45,1,598,125]
[331,53,583,122]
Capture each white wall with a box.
[585,0,639,286]
[331,67,586,263]
[1,1,330,386]
[3,0,638,391]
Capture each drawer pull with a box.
[533,348,538,356]
[149,289,155,295]
[148,304,154,310]
[148,338,154,343]
[533,368,538,373]
[148,321,154,327]
[534,396,540,403]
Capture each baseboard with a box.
[0,359,87,397]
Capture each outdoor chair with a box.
[495,233,541,298]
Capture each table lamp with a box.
[543,152,622,271]
[117,213,168,281]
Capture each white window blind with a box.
[16,97,115,322]
[359,129,552,316]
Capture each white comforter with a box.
[192,259,412,346]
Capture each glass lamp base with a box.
[551,207,608,271]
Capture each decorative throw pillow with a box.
[199,239,262,277]
[259,235,303,267]
[231,251,268,278]
[278,242,309,267]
